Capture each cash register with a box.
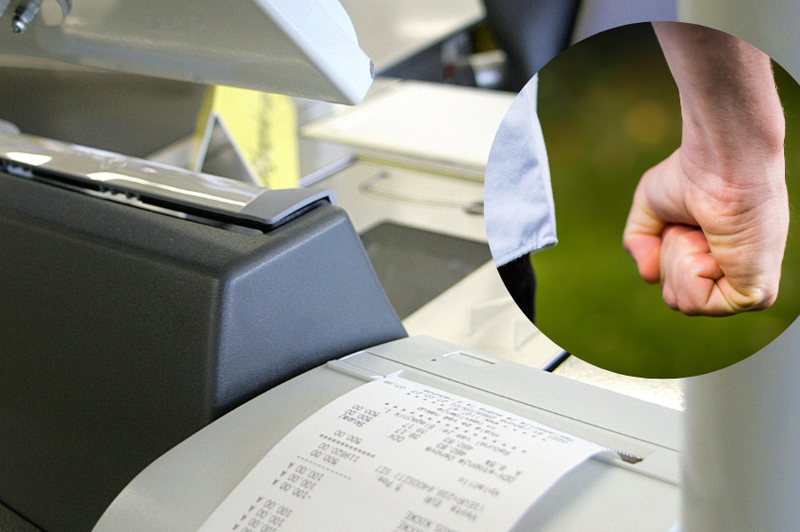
[0,1,406,531]
[2,1,785,532]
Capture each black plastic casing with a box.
[0,173,406,532]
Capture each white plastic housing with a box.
[0,0,373,104]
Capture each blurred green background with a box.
[532,23,800,378]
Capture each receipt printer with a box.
[0,1,399,530]
[92,336,682,532]
[0,132,405,532]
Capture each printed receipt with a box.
[197,377,613,532]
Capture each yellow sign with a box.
[194,86,299,189]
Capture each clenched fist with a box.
[623,22,788,316]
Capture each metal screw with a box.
[11,0,43,33]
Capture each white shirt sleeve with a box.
[485,76,557,267]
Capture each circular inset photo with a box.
[485,22,800,379]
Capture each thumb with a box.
[623,232,662,283]
[623,172,667,284]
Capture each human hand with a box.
[622,23,788,317]
[623,145,788,316]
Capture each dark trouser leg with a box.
[497,254,537,323]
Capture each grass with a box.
[531,23,800,378]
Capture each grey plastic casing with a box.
[0,134,406,532]
[93,336,682,532]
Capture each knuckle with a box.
[662,286,677,310]
[673,230,701,250]
[762,290,778,308]
[677,253,697,271]
[677,297,700,316]
[748,286,778,310]
[675,287,700,316]
[621,233,635,254]
[661,226,680,246]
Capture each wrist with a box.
[679,94,785,164]
[655,22,786,179]
[679,107,785,189]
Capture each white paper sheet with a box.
[197,376,612,532]
[301,82,515,171]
